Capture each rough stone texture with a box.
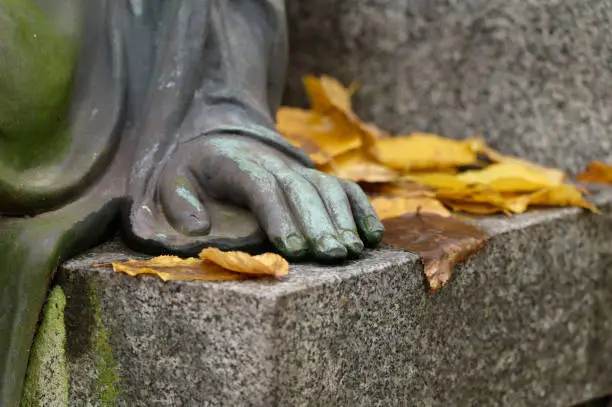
[284,0,612,174]
[57,188,612,406]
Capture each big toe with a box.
[159,172,211,236]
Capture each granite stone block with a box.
[57,188,612,406]
[284,0,612,174]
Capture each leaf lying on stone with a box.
[94,249,289,282]
[481,145,567,185]
[319,149,399,183]
[374,181,436,198]
[457,162,560,193]
[303,74,356,117]
[276,107,360,165]
[373,133,483,172]
[199,248,289,277]
[576,161,612,184]
[370,196,451,220]
[382,212,489,292]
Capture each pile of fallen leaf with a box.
[277,75,597,219]
[102,75,610,293]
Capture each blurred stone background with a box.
[284,0,612,174]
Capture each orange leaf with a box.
[95,256,249,282]
[362,122,392,140]
[320,149,399,183]
[303,74,354,116]
[374,182,436,198]
[95,249,289,282]
[199,248,289,277]
[382,213,489,291]
[303,75,380,151]
[576,161,612,184]
[276,107,360,165]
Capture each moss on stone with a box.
[89,282,120,406]
[20,285,69,407]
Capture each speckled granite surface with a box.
[58,189,612,406]
[284,0,612,174]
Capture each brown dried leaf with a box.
[382,213,489,291]
[576,161,612,184]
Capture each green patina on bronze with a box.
[0,0,78,170]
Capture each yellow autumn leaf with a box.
[321,149,399,183]
[304,75,380,151]
[369,196,451,220]
[276,107,360,165]
[199,248,289,277]
[375,181,436,198]
[95,249,290,282]
[457,162,561,193]
[435,184,510,213]
[403,165,593,215]
[403,172,471,190]
[481,145,566,185]
[442,201,505,215]
[362,122,391,140]
[576,161,612,184]
[303,74,355,116]
[374,133,481,171]
[97,256,249,282]
[523,185,598,213]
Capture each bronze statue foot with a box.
[125,134,383,261]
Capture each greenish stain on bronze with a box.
[20,285,69,407]
[176,185,203,212]
[0,0,79,170]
